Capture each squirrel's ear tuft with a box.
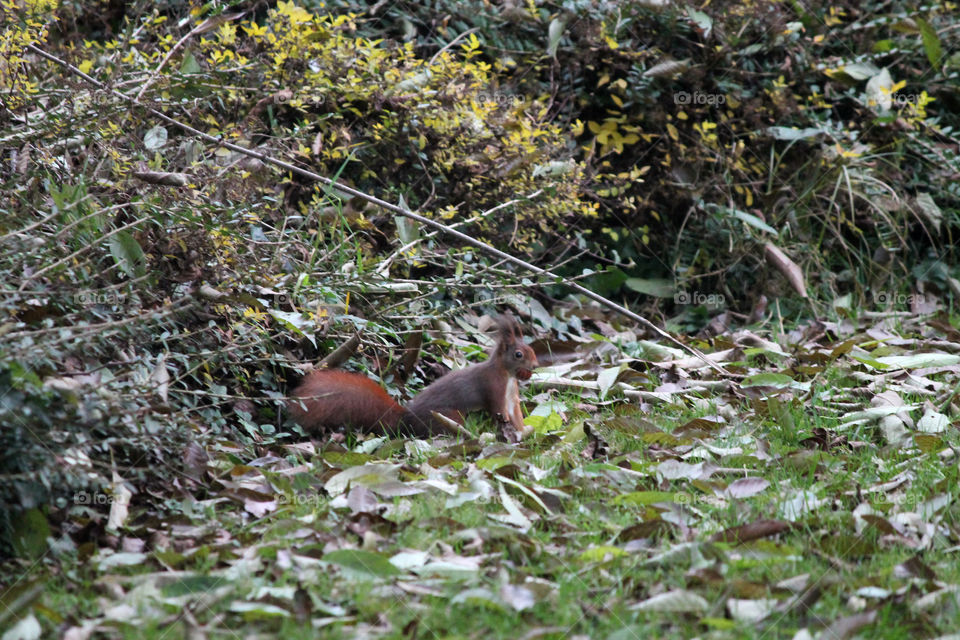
[496,311,523,341]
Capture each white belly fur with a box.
[503,377,518,417]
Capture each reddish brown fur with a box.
[288,315,538,439]
[289,370,407,432]
[406,315,536,437]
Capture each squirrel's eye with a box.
[514,350,524,359]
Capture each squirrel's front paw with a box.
[500,424,522,443]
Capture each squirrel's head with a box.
[496,312,538,379]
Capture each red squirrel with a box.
[288,314,538,440]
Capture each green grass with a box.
[25,348,960,639]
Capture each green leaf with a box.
[832,293,853,311]
[631,589,709,612]
[686,9,712,38]
[872,39,895,53]
[915,434,942,453]
[701,617,738,630]
[874,353,960,369]
[526,411,564,434]
[97,551,148,570]
[108,231,147,278]
[323,549,401,579]
[162,575,224,596]
[624,278,675,297]
[547,18,566,58]
[766,126,828,141]
[476,455,513,470]
[917,18,943,68]
[614,491,677,506]
[143,125,168,150]
[586,266,628,296]
[322,451,375,466]
[597,365,623,400]
[766,125,828,141]
[11,509,49,560]
[180,49,202,74]
[730,208,777,234]
[450,588,505,610]
[268,310,310,336]
[841,62,880,80]
[579,546,627,562]
[740,373,794,388]
[915,193,942,232]
[849,354,889,369]
[394,214,419,246]
[9,361,43,388]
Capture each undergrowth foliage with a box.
[323,0,959,311]
[1,0,957,561]
[72,2,593,246]
[0,0,591,554]
[2,2,960,637]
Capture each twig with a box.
[3,296,195,342]
[376,191,541,276]
[429,28,480,66]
